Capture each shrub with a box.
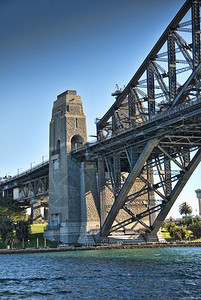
[189,221,201,239]
[168,224,189,240]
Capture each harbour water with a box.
[0,247,200,299]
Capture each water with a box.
[0,247,200,299]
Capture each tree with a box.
[15,220,30,242]
[0,197,27,247]
[0,197,25,222]
[162,221,168,229]
[167,224,189,240]
[0,218,15,245]
[179,202,192,221]
[189,220,201,239]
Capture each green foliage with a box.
[15,221,30,242]
[0,197,27,246]
[0,218,15,244]
[179,202,192,219]
[167,223,189,240]
[162,221,168,229]
[189,220,201,239]
[0,197,25,221]
[167,223,176,232]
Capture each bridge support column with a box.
[78,162,88,244]
[45,90,88,243]
[147,161,156,227]
[98,157,106,227]
[31,198,43,224]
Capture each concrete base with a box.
[45,222,82,243]
[78,222,88,244]
[145,228,165,243]
[60,222,81,243]
[43,229,60,242]
[94,233,146,244]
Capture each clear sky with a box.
[1,0,200,217]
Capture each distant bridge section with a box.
[0,161,49,222]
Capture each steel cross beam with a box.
[171,62,201,107]
[150,148,201,236]
[96,0,191,132]
[99,138,159,237]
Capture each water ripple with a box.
[0,247,200,299]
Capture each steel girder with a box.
[96,0,201,138]
[100,139,159,237]
[96,0,192,132]
[17,175,49,202]
[72,0,201,240]
[150,148,201,236]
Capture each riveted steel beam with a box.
[150,148,201,235]
[100,138,159,237]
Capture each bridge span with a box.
[0,161,49,223]
[1,0,201,243]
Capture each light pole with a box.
[195,189,201,216]
[17,168,22,176]
[42,156,47,163]
[30,162,35,169]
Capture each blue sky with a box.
[1,0,200,217]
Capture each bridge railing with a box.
[0,159,49,186]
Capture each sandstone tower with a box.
[44,90,91,243]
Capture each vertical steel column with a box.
[126,146,138,171]
[147,161,156,226]
[113,153,121,197]
[168,31,177,102]
[128,90,136,124]
[130,146,138,168]
[192,0,200,69]
[31,198,34,224]
[164,156,172,196]
[183,147,190,167]
[147,61,155,117]
[112,109,119,133]
[98,158,106,227]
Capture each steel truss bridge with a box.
[1,0,201,239]
[73,0,201,239]
[0,162,49,222]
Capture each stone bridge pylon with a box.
[44,90,101,243]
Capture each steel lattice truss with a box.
[73,0,201,240]
[17,175,49,202]
[0,162,49,205]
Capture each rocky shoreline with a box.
[0,241,201,255]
